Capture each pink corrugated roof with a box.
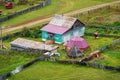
[64,36,89,48]
[41,24,70,34]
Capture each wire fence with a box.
[0,0,51,23]
[72,2,120,18]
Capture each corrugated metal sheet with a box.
[10,38,58,52]
[41,24,69,34]
[49,14,76,29]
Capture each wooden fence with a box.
[99,39,120,52]
[72,1,120,18]
[0,55,120,80]
[1,29,119,42]
[0,50,9,54]
[87,24,120,31]
[0,0,51,23]
[80,39,120,62]
[85,32,120,38]
[1,31,21,41]
[0,55,46,80]
[56,60,120,72]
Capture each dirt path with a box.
[3,0,120,33]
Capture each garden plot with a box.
[8,61,120,80]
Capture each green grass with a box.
[85,27,120,36]
[91,44,120,67]
[1,0,117,27]
[0,0,43,16]
[9,61,120,80]
[0,50,41,74]
[57,35,115,60]
[79,5,120,27]
[3,34,115,60]
[1,0,61,26]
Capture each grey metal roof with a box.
[10,38,58,51]
[49,14,77,29]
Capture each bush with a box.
[20,27,41,38]
[113,21,120,27]
[21,27,31,37]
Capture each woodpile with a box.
[45,40,54,45]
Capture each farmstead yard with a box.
[0,0,120,80]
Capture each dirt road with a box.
[3,0,120,33]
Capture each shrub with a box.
[21,27,31,37]
[20,27,41,38]
[113,21,120,27]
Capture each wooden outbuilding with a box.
[10,38,59,53]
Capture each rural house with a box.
[41,14,85,44]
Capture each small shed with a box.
[10,38,59,53]
[41,14,85,44]
[5,2,14,9]
[67,46,83,58]
[64,36,89,52]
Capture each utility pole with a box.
[0,26,2,49]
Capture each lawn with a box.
[85,27,120,36]
[79,5,120,27]
[0,0,43,16]
[0,50,41,74]
[90,43,120,67]
[9,61,120,80]
[1,0,118,27]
